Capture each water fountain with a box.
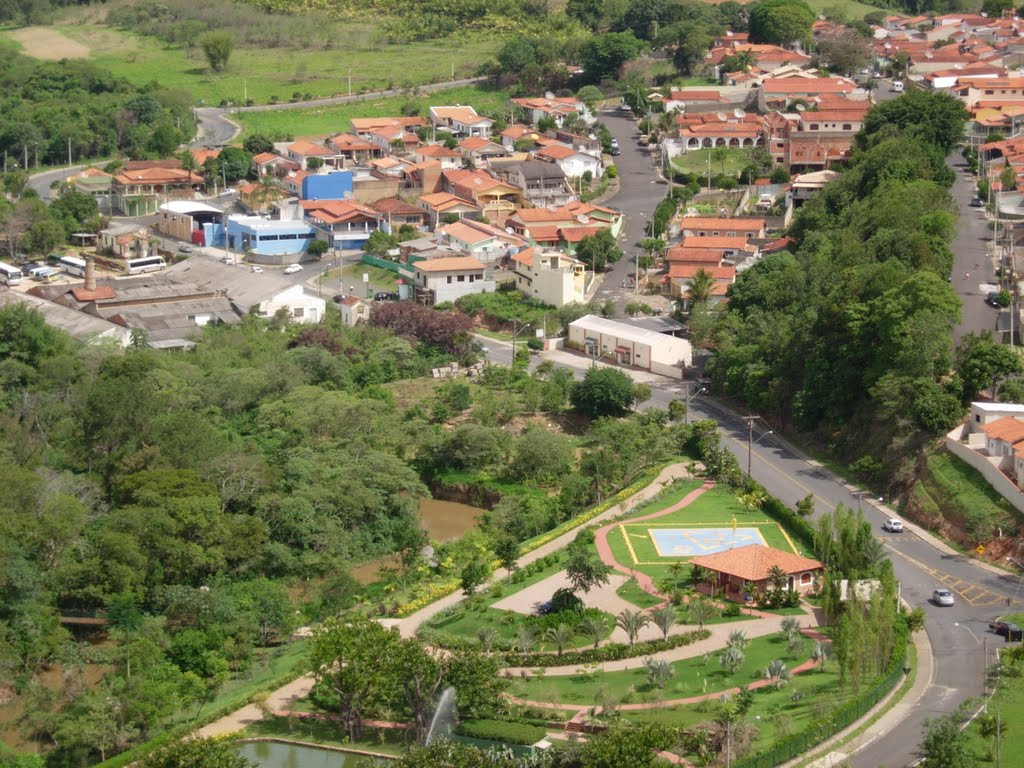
[424,686,457,745]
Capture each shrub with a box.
[722,602,742,618]
[456,719,547,745]
[501,629,709,667]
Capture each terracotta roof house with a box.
[429,106,494,138]
[679,217,766,239]
[350,116,427,135]
[414,144,465,170]
[113,166,204,216]
[371,196,427,232]
[285,140,338,170]
[327,133,382,163]
[418,191,481,227]
[690,544,824,599]
[442,169,522,225]
[459,136,510,162]
[410,255,495,306]
[512,96,591,126]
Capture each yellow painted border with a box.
[620,524,642,565]
[647,526,767,557]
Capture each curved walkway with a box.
[507,626,830,713]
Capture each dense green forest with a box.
[0,47,194,166]
[0,296,693,765]
[706,90,1022,491]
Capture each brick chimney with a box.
[84,255,96,292]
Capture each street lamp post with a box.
[683,384,706,425]
[511,319,532,367]
[745,415,773,476]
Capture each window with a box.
[842,124,851,131]
[447,276,452,284]
[293,308,304,318]
[261,235,280,241]
[809,123,819,130]
[801,572,812,585]
[457,275,465,282]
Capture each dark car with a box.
[610,147,621,156]
[986,292,1004,308]
[374,291,399,301]
[990,621,1024,641]
[970,196,984,207]
[332,294,346,304]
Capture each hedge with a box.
[762,495,816,554]
[456,719,547,745]
[502,629,710,668]
[731,618,910,768]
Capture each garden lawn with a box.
[242,716,409,755]
[918,448,1021,533]
[427,606,616,651]
[672,148,750,176]
[616,578,663,609]
[39,23,496,108]
[235,85,512,140]
[318,262,396,295]
[510,634,811,705]
[964,662,1024,764]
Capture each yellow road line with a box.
[886,543,1007,606]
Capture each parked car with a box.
[221,256,233,264]
[890,81,905,92]
[970,196,984,207]
[986,292,1004,308]
[610,138,619,148]
[883,518,904,533]
[284,264,303,274]
[610,147,621,156]
[989,620,1024,641]
[374,291,399,301]
[249,265,263,273]
[332,294,346,303]
[933,588,955,607]
[178,244,193,254]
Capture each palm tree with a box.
[477,627,498,655]
[688,598,715,632]
[727,629,748,650]
[650,605,677,640]
[768,565,788,592]
[780,617,801,638]
[690,563,710,588]
[644,658,674,689]
[688,267,716,309]
[710,145,730,175]
[616,609,650,646]
[544,623,574,657]
[978,712,1007,757]
[764,659,791,689]
[719,645,745,675]
[576,615,607,650]
[811,640,832,672]
[514,624,536,657]
[732,50,755,72]
[248,174,281,213]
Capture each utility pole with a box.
[348,68,352,98]
[746,415,758,476]
[996,710,1001,768]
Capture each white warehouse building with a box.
[568,314,693,378]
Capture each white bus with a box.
[58,255,88,277]
[126,255,166,275]
[33,268,61,284]
[0,262,22,286]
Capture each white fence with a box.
[944,425,1024,515]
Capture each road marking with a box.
[884,543,1009,606]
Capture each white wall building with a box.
[568,314,692,378]
[255,284,325,323]
[410,255,494,306]
[511,248,588,307]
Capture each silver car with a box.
[933,588,955,607]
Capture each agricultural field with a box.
[1,20,496,107]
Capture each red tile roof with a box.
[413,256,486,272]
[689,544,824,582]
[980,415,1024,444]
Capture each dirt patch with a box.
[7,26,91,59]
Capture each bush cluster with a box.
[456,719,548,745]
[502,629,710,668]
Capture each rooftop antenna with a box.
[734,108,745,118]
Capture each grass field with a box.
[2,22,497,108]
[317,262,397,295]
[673,147,751,176]
[234,85,513,140]
[606,484,802,586]
[804,0,884,20]
[510,633,812,705]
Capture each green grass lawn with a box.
[510,634,813,706]
[965,658,1024,764]
[236,85,512,140]
[428,606,616,651]
[673,148,751,176]
[605,484,804,586]
[616,578,663,609]
[804,0,883,21]
[242,715,410,755]
[318,262,397,295]
[22,23,497,108]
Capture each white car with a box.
[250,266,263,273]
[883,518,904,533]
[284,264,303,275]
[933,588,955,607]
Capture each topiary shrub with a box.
[456,719,547,745]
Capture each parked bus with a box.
[33,268,61,284]
[58,255,87,277]
[0,262,22,286]
[126,255,166,275]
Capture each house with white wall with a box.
[535,145,603,179]
[410,255,495,305]
[567,314,692,378]
[510,248,588,307]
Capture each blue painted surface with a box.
[648,527,766,557]
[227,219,318,256]
[302,171,354,201]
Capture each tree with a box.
[616,609,650,646]
[494,533,520,581]
[307,239,329,259]
[571,366,635,418]
[650,605,677,640]
[308,617,399,742]
[955,331,1024,403]
[514,624,536,656]
[476,628,498,654]
[977,712,1007,759]
[509,426,575,482]
[364,229,400,259]
[727,629,748,650]
[817,30,873,75]
[579,32,643,83]
[199,31,235,73]
[687,267,716,308]
[564,543,612,594]
[860,90,968,156]
[242,134,274,155]
[764,659,791,688]
[719,645,745,675]
[137,737,252,768]
[919,713,972,768]
[216,147,252,183]
[748,0,815,46]
[577,615,607,649]
[574,229,623,272]
[633,382,652,410]
[796,493,815,518]
[811,640,833,671]
[49,189,101,238]
[460,557,489,597]
[544,623,573,657]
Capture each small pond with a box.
[237,741,365,768]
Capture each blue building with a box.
[226,216,318,259]
[301,170,354,201]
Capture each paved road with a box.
[592,108,672,309]
[190,77,486,148]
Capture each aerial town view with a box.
[3,0,1024,767]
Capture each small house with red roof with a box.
[285,140,338,170]
[413,144,464,170]
[429,106,494,139]
[458,136,509,163]
[301,199,381,250]
[689,544,824,598]
[534,143,603,178]
[371,196,427,233]
[510,247,588,307]
[338,294,372,327]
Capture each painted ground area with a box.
[648,526,767,557]
[619,520,796,565]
